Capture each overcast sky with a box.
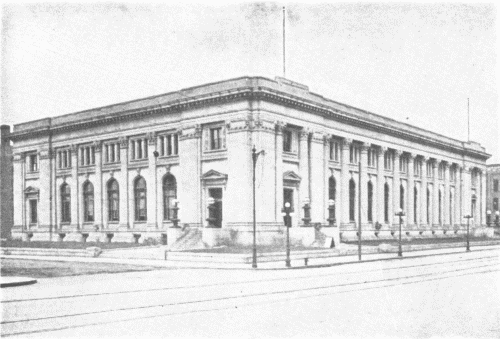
[1,2,498,163]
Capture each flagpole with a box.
[283,6,286,78]
[467,98,470,142]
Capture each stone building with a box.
[8,76,491,246]
[1,125,14,238]
[486,164,500,225]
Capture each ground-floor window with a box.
[209,188,223,227]
[329,177,336,221]
[349,179,355,222]
[29,199,38,224]
[108,179,119,222]
[414,187,418,224]
[135,176,147,221]
[61,183,71,223]
[427,188,430,224]
[400,184,405,212]
[367,181,373,222]
[384,183,389,223]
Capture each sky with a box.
[1,2,499,163]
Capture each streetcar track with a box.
[2,254,497,304]
[2,261,498,326]
[3,267,498,338]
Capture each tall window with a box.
[400,184,405,211]
[414,159,421,178]
[450,192,453,225]
[283,130,292,152]
[210,127,222,150]
[414,187,418,224]
[80,146,96,166]
[57,149,71,169]
[159,134,179,157]
[28,153,38,172]
[399,157,408,173]
[329,140,339,161]
[134,177,147,221]
[426,162,433,178]
[450,167,456,181]
[426,188,430,224]
[104,143,120,163]
[131,138,148,160]
[367,181,373,222]
[384,151,393,170]
[163,174,177,221]
[60,183,71,223]
[438,189,442,224]
[83,181,94,222]
[438,163,445,179]
[493,198,499,211]
[29,200,38,224]
[349,179,355,222]
[367,148,377,168]
[329,176,336,221]
[108,179,119,222]
[349,144,359,164]
[384,183,389,223]
[494,179,499,192]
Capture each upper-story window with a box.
[159,133,179,157]
[471,170,478,187]
[57,149,71,169]
[426,162,433,178]
[414,159,421,178]
[399,157,408,173]
[494,179,499,192]
[283,130,293,152]
[438,163,445,179]
[349,144,359,164]
[367,148,377,168]
[450,167,456,182]
[329,140,339,161]
[80,145,95,166]
[210,127,222,150]
[104,142,120,164]
[27,152,38,172]
[130,137,148,160]
[384,151,393,171]
[204,124,226,152]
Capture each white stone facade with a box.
[9,76,491,245]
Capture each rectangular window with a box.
[450,168,456,181]
[283,130,293,152]
[329,140,339,161]
[349,144,359,164]
[426,162,433,178]
[399,157,408,173]
[414,160,421,177]
[131,138,148,160]
[104,143,120,163]
[28,154,38,172]
[384,152,393,171]
[57,150,72,169]
[159,133,179,156]
[494,179,499,192]
[367,148,376,168]
[494,198,499,211]
[79,146,96,166]
[29,199,38,224]
[210,127,222,150]
[438,163,445,179]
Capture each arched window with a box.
[427,188,430,224]
[135,176,147,221]
[400,184,405,212]
[438,189,442,224]
[349,179,355,222]
[384,183,389,223]
[83,181,94,222]
[414,187,418,224]
[60,183,71,223]
[367,181,373,222]
[163,174,177,221]
[108,179,119,222]
[329,176,336,221]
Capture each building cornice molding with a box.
[10,80,490,160]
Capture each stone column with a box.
[93,141,103,229]
[462,165,472,224]
[420,157,428,227]
[340,139,352,225]
[118,137,129,228]
[323,135,331,224]
[299,130,310,222]
[432,160,439,227]
[443,162,450,227]
[275,123,284,220]
[359,143,369,225]
[12,153,24,229]
[454,165,462,227]
[51,150,57,232]
[392,150,401,226]
[407,154,415,227]
[70,145,79,229]
[38,148,52,230]
[480,168,486,226]
[146,133,157,229]
[377,147,386,225]
[310,132,325,223]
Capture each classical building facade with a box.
[486,164,500,225]
[9,76,491,245]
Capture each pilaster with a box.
[359,143,369,224]
[299,130,310,222]
[275,123,284,220]
[480,168,486,225]
[70,145,79,229]
[93,141,103,229]
[443,162,450,227]
[407,154,415,227]
[12,153,24,228]
[38,148,52,229]
[420,157,428,227]
[118,137,129,228]
[432,160,439,227]
[377,147,386,225]
[454,165,462,226]
[146,132,157,229]
[340,138,351,225]
[393,150,401,226]
[309,131,325,223]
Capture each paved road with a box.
[2,249,499,338]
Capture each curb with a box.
[0,277,37,288]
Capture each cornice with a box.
[9,82,490,161]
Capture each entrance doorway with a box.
[209,188,223,227]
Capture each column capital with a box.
[360,143,370,153]
[39,149,52,160]
[70,144,78,152]
[275,121,285,134]
[118,137,128,149]
[310,131,324,143]
[13,153,23,162]
[393,149,403,157]
[92,140,102,152]
[341,138,352,149]
[179,124,202,140]
[299,129,310,140]
[146,132,157,145]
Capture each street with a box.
[2,248,499,338]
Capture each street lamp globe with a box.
[496,211,500,217]
[487,210,492,216]
[207,197,215,205]
[285,202,291,208]
[303,197,310,206]
[328,199,335,207]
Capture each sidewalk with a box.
[0,276,37,288]
[2,242,499,270]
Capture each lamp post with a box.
[170,199,180,228]
[281,202,293,268]
[327,199,336,227]
[395,208,405,257]
[206,196,216,228]
[464,214,473,252]
[496,211,500,227]
[302,197,311,226]
[486,210,492,227]
[252,146,265,269]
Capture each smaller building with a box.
[0,125,14,238]
[486,164,500,225]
